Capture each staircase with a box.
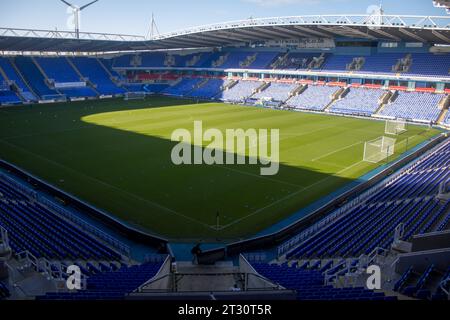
[271,52,289,69]
[393,54,412,73]
[240,53,257,68]
[212,53,229,68]
[437,109,449,124]
[346,57,365,71]
[308,53,327,69]
[289,84,307,98]
[164,54,175,67]
[324,87,349,112]
[374,91,394,114]
[222,79,238,91]
[255,82,270,94]
[186,54,201,67]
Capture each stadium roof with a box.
[1,14,450,53]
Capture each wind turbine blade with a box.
[80,0,99,10]
[59,0,75,8]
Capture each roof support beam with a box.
[291,26,332,38]
[271,26,313,38]
[250,27,293,39]
[367,28,402,41]
[398,27,427,42]
[432,30,450,43]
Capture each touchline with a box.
[171,121,280,176]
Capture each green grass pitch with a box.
[0,97,441,241]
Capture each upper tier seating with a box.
[329,88,385,116]
[380,91,444,122]
[188,78,230,99]
[39,261,164,300]
[406,53,450,77]
[276,53,318,70]
[251,262,394,301]
[322,53,405,74]
[285,140,450,260]
[248,52,280,69]
[193,52,223,68]
[220,52,253,69]
[0,177,122,261]
[218,80,261,102]
[286,85,339,110]
[14,57,60,98]
[71,58,125,95]
[0,58,36,101]
[252,82,297,102]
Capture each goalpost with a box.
[363,136,397,163]
[124,91,147,101]
[385,119,407,135]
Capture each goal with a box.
[363,136,397,163]
[124,91,146,101]
[385,119,407,135]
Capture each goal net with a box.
[363,136,397,163]
[124,91,146,101]
[385,119,407,135]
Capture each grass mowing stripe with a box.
[0,97,441,239]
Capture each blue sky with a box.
[0,0,446,36]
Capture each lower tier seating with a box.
[39,261,163,300]
[285,140,450,260]
[251,262,395,301]
[0,178,122,261]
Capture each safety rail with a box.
[324,247,391,286]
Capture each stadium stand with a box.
[187,78,230,99]
[284,140,450,260]
[161,78,204,96]
[0,90,21,105]
[71,57,125,95]
[39,260,164,300]
[329,87,385,116]
[252,82,297,102]
[0,177,122,261]
[0,57,36,102]
[406,53,450,77]
[218,80,261,102]
[250,262,395,301]
[35,57,81,83]
[379,91,444,122]
[13,57,60,98]
[286,85,339,111]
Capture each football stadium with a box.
[0,0,449,307]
